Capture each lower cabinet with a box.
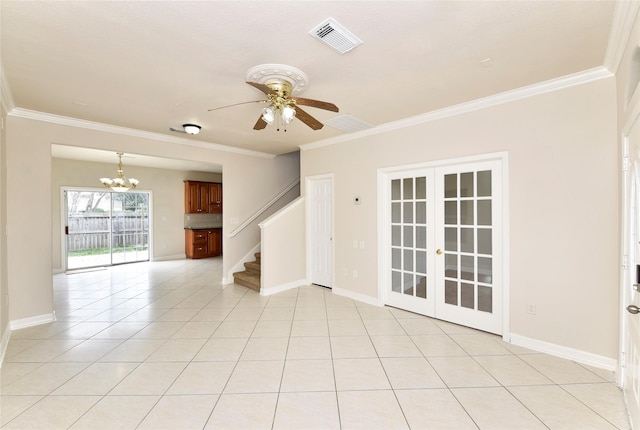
[185,228,222,259]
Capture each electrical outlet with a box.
[527,304,536,315]
[352,270,358,279]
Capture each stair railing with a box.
[226,178,300,238]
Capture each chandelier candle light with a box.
[100,152,139,192]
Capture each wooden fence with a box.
[67,213,149,252]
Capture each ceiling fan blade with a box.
[246,81,275,95]
[208,100,264,112]
[253,115,268,130]
[294,97,339,112]
[295,106,324,130]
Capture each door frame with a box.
[377,151,510,339]
[305,174,335,288]
[61,186,154,272]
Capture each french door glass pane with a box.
[442,169,494,314]
[390,176,429,300]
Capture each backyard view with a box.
[66,190,150,270]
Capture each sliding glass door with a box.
[65,189,150,270]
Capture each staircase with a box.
[233,252,261,292]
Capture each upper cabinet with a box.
[184,180,223,213]
[208,183,222,213]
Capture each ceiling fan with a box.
[209,64,339,131]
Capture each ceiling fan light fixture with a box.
[262,106,275,124]
[282,106,296,124]
[183,124,201,135]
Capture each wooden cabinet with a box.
[184,181,222,213]
[208,183,222,213]
[208,228,221,256]
[185,228,222,259]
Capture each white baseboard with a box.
[10,312,56,331]
[510,333,618,371]
[332,287,383,307]
[152,254,186,262]
[260,279,307,296]
[224,243,261,285]
[0,325,11,368]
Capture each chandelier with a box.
[99,152,139,192]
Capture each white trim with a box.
[332,286,382,307]
[604,0,640,74]
[151,254,186,262]
[223,243,261,285]
[0,61,15,112]
[259,196,304,229]
[8,108,275,159]
[10,312,56,331]
[260,279,308,296]
[501,153,511,341]
[510,333,618,372]
[301,67,612,153]
[229,178,300,238]
[0,325,12,368]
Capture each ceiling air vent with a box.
[309,18,363,54]
[324,114,374,133]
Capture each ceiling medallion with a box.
[245,64,309,95]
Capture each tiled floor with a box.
[0,257,631,429]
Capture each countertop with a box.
[184,226,222,230]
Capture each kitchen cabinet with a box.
[208,183,222,213]
[184,181,222,213]
[185,228,222,259]
[208,228,221,256]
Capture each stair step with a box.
[233,270,260,292]
[244,260,261,275]
[234,252,261,292]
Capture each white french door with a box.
[309,177,333,287]
[622,132,640,427]
[384,158,504,334]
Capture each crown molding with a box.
[604,0,640,74]
[0,62,16,113]
[7,108,276,159]
[300,66,613,152]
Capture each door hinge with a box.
[623,255,629,270]
[621,351,627,368]
[624,157,631,172]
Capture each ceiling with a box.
[1,1,616,163]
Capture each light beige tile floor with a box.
[0,257,631,429]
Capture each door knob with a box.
[627,305,640,315]
[436,249,443,255]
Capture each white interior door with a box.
[309,177,333,287]
[623,132,640,427]
[384,158,504,334]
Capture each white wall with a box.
[301,76,619,361]
[51,158,222,272]
[260,197,306,294]
[5,115,299,324]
